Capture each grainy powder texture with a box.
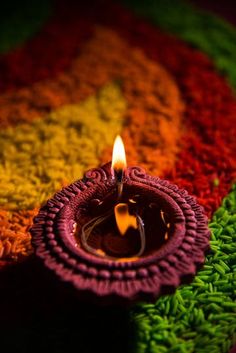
[0,83,126,211]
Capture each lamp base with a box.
[30,163,210,304]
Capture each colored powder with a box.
[0,1,235,268]
[0,28,184,175]
[0,28,185,263]
[92,29,184,174]
[0,2,234,217]
[98,1,236,216]
[0,1,93,92]
[0,0,51,54]
[123,0,236,89]
[0,209,37,262]
[0,82,126,211]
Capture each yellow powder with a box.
[0,83,126,211]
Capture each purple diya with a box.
[31,160,210,304]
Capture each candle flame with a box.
[112,135,127,173]
[114,203,137,236]
[112,136,136,236]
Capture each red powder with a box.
[0,1,94,93]
[99,2,236,217]
[0,0,235,220]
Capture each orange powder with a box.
[0,28,185,265]
[0,209,37,263]
[0,27,184,175]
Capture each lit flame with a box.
[114,203,137,236]
[112,135,127,173]
[112,136,134,236]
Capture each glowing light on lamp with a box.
[112,135,127,180]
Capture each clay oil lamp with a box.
[31,136,210,304]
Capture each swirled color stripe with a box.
[89,2,236,216]
[123,0,236,89]
[0,0,92,92]
[0,82,126,211]
[0,29,184,260]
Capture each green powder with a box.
[0,0,51,53]
[123,0,236,89]
[130,185,236,353]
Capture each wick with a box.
[117,182,123,200]
[114,168,124,200]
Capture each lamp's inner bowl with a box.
[74,189,172,259]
